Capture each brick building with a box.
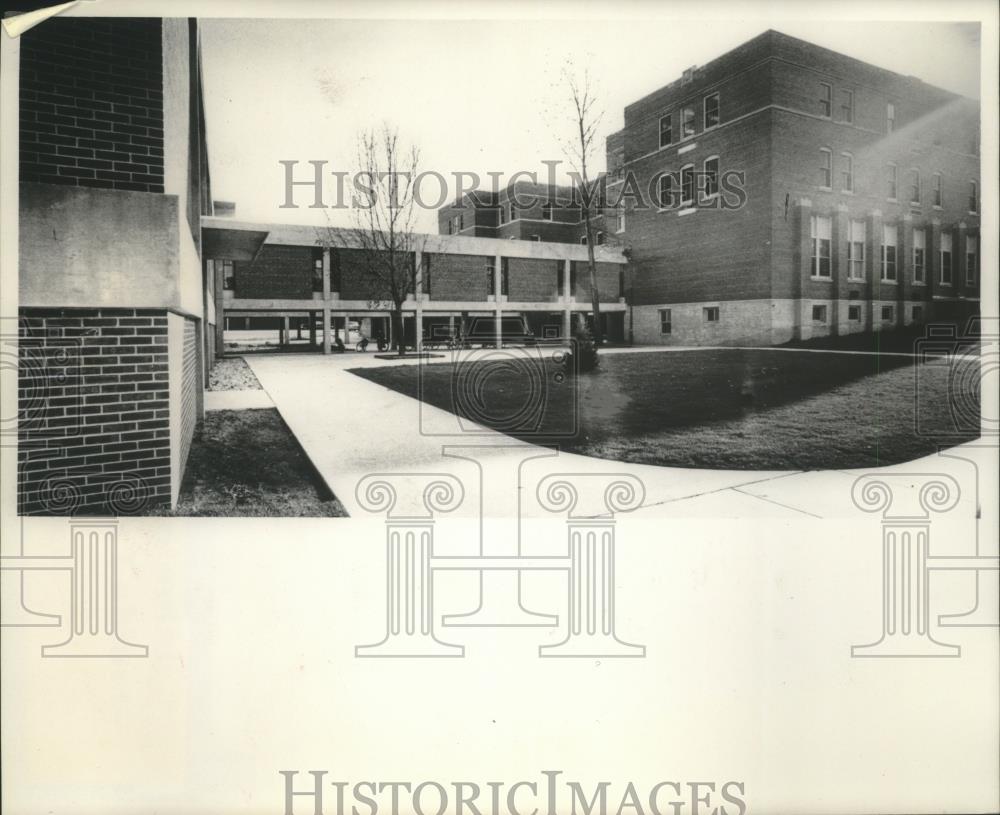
[17,18,215,514]
[606,29,981,345]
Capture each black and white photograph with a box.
[1,1,997,813]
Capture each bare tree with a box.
[550,61,606,346]
[318,125,422,356]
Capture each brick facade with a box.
[18,308,173,515]
[235,244,316,299]
[19,18,165,193]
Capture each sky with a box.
[199,17,983,232]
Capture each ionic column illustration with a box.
[536,474,646,657]
[41,519,148,658]
[851,474,961,657]
[355,474,464,657]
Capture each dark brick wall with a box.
[19,18,165,193]
[507,258,561,302]
[18,307,172,515]
[335,248,413,302]
[235,245,315,299]
[425,253,491,301]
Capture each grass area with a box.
[146,409,346,516]
[349,348,980,470]
[208,356,262,391]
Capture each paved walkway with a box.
[204,388,274,411]
[241,349,985,520]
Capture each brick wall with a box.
[235,244,315,299]
[424,253,490,301]
[179,318,198,472]
[507,258,561,302]
[19,18,165,193]
[18,307,172,515]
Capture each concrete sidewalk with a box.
[204,388,274,411]
[242,350,984,521]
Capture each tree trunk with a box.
[392,307,404,356]
[583,216,603,345]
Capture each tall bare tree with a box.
[319,125,422,356]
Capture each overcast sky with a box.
[199,18,982,232]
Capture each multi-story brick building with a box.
[16,18,216,514]
[606,29,981,345]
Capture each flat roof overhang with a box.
[201,226,270,262]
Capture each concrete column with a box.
[562,259,572,340]
[308,310,316,347]
[448,314,455,342]
[282,316,290,347]
[494,252,503,348]
[831,203,849,335]
[794,198,813,340]
[322,247,332,355]
[867,209,883,330]
[415,249,424,353]
[212,259,226,358]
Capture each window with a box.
[659,115,672,148]
[932,173,942,207]
[509,202,517,221]
[616,203,625,233]
[886,163,897,200]
[969,181,978,213]
[446,219,453,235]
[912,305,923,322]
[810,215,832,278]
[459,213,464,230]
[819,82,832,117]
[221,259,235,290]
[541,203,553,221]
[703,157,719,198]
[703,307,720,322]
[886,102,895,133]
[881,305,895,322]
[704,93,720,129]
[681,106,696,137]
[580,235,588,246]
[680,165,695,206]
[658,173,675,208]
[913,228,926,283]
[812,304,828,323]
[881,224,898,282]
[596,231,605,246]
[659,308,672,335]
[940,232,953,285]
[312,256,323,291]
[848,304,861,321]
[486,260,496,295]
[819,148,832,188]
[840,89,854,123]
[530,235,540,242]
[841,152,854,192]
[909,169,920,204]
[499,205,506,225]
[501,258,509,296]
[848,220,866,280]
[966,235,977,285]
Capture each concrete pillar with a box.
[494,252,503,348]
[831,203,849,335]
[308,310,316,347]
[282,316,290,346]
[562,259,572,340]
[322,247,332,355]
[415,249,424,353]
[448,314,455,342]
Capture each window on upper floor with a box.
[913,228,926,283]
[810,215,832,278]
[509,202,517,221]
[703,306,720,323]
[819,148,832,188]
[703,157,719,198]
[681,106,696,138]
[886,163,898,200]
[659,308,672,335]
[659,114,672,148]
[580,235,588,246]
[596,231,605,245]
[658,172,675,209]
[541,203,553,221]
[969,181,978,213]
[841,152,854,193]
[680,164,695,205]
[819,83,832,117]
[498,205,506,225]
[847,220,865,280]
[908,169,920,205]
[932,173,943,207]
[886,102,896,133]
[966,235,977,285]
[704,93,720,129]
[939,232,953,285]
[839,89,854,123]
[881,224,898,282]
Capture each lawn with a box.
[145,408,346,516]
[349,348,980,470]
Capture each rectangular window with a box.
[704,93,720,129]
[840,89,854,123]
[841,153,854,192]
[886,102,895,133]
[596,231,605,246]
[703,157,719,198]
[912,305,923,322]
[887,163,897,200]
[881,224,898,282]
[848,220,866,280]
[909,169,920,205]
[659,115,672,148]
[509,202,517,221]
[501,258,509,296]
[812,304,828,323]
[932,173,942,207]
[969,181,978,213]
[966,236,977,285]
[486,260,496,295]
[659,308,672,335]
[881,305,895,322]
[820,83,832,117]
[222,259,235,290]
[819,149,832,188]
[940,233,953,285]
[810,215,832,278]
[703,306,720,322]
[498,205,506,225]
[681,166,695,205]
[580,235,588,246]
[913,228,926,283]
[848,304,861,321]
[681,106,696,137]
[658,173,674,208]
[542,203,553,221]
